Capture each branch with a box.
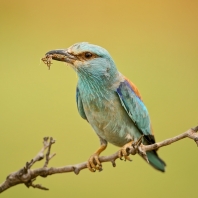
[0,126,198,193]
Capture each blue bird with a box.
[45,42,166,172]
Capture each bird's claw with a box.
[87,154,102,172]
[118,142,133,161]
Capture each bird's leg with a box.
[118,141,133,161]
[87,137,107,172]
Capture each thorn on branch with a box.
[23,166,28,174]
[73,167,80,175]
[111,160,116,167]
[25,159,33,170]
[25,179,49,191]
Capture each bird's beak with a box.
[45,49,77,64]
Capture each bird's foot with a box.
[118,141,133,161]
[87,154,102,172]
[87,144,107,172]
[132,135,149,163]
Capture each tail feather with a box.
[146,150,166,172]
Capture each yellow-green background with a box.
[0,0,198,197]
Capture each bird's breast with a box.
[80,90,139,147]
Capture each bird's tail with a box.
[146,150,166,172]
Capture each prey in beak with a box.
[41,49,77,70]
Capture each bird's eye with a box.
[84,52,92,59]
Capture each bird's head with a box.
[45,42,119,85]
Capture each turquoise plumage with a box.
[45,42,166,172]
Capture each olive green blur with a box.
[0,0,198,197]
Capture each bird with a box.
[44,42,166,172]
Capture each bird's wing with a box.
[76,87,88,121]
[116,76,155,144]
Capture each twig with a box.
[143,126,198,152]
[43,137,56,168]
[0,126,197,194]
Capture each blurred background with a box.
[0,0,198,197]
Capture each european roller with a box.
[44,42,166,172]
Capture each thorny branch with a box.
[0,126,198,194]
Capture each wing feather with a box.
[116,77,154,143]
[76,87,88,121]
